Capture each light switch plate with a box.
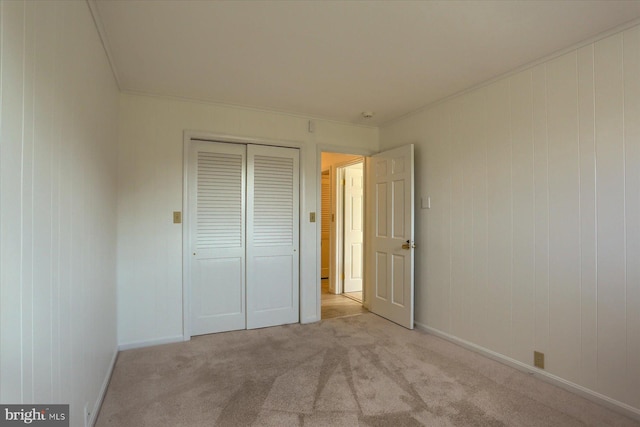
[173,211,182,224]
[310,212,316,222]
[421,197,431,209]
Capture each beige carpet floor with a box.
[96,314,639,426]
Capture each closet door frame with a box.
[182,131,304,340]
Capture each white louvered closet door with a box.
[189,141,246,335]
[246,145,300,329]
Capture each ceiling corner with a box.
[86,0,122,90]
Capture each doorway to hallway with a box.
[320,152,367,319]
[318,145,416,328]
[321,278,367,319]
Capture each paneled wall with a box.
[380,26,640,413]
[0,1,119,425]
[117,93,378,348]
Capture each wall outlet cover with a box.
[534,351,545,369]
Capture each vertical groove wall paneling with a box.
[467,89,489,349]
[509,70,535,366]
[546,52,581,383]
[379,24,640,414]
[577,43,598,391]
[21,0,35,403]
[460,96,475,343]
[424,105,451,331]
[531,63,551,360]
[0,2,119,425]
[1,0,26,402]
[594,33,627,403]
[622,25,640,411]
[485,79,512,357]
[449,100,465,338]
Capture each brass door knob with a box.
[402,240,416,250]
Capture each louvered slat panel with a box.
[197,152,243,249]
[321,174,331,237]
[253,155,294,246]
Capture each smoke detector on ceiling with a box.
[361,111,375,119]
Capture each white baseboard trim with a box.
[89,347,118,427]
[415,322,640,422]
[118,335,184,351]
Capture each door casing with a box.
[317,145,415,327]
[317,146,376,310]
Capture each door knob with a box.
[402,240,416,250]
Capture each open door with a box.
[366,144,415,329]
[343,163,364,293]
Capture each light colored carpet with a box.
[96,314,639,426]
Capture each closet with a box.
[187,140,300,335]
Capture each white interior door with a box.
[246,145,300,329]
[366,144,415,329]
[343,163,364,293]
[189,141,246,335]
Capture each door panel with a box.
[252,255,294,310]
[344,163,364,293]
[198,258,243,314]
[376,183,388,236]
[189,141,246,335]
[367,144,414,329]
[246,145,300,329]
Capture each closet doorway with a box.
[185,139,300,336]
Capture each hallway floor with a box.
[321,279,368,319]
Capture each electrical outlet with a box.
[534,351,545,369]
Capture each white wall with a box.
[0,1,119,426]
[117,93,378,347]
[380,25,640,414]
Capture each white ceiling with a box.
[94,0,640,125]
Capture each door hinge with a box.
[341,179,346,186]
[341,273,345,280]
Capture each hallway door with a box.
[343,163,364,293]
